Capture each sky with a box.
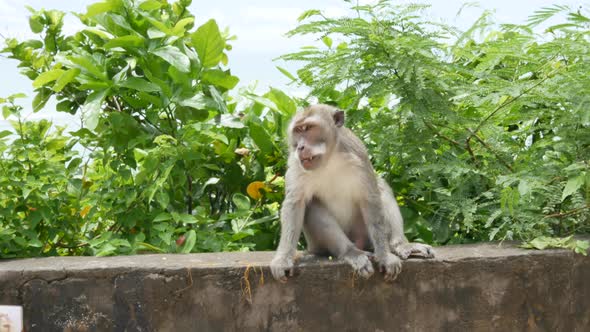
[0,0,584,130]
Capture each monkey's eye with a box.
[298,124,314,133]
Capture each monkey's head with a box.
[287,104,344,171]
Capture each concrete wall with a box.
[0,243,588,331]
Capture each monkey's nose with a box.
[297,145,305,151]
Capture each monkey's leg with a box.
[379,179,435,260]
[303,199,374,278]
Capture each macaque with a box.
[270,104,434,282]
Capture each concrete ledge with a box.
[0,243,589,331]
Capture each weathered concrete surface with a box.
[0,243,588,332]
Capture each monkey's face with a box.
[288,106,344,171]
[292,122,327,170]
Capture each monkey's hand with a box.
[270,254,295,283]
[342,248,374,279]
[375,252,402,282]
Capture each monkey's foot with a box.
[393,243,435,260]
[342,249,374,279]
[376,252,402,282]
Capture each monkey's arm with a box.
[270,194,305,282]
[362,179,402,281]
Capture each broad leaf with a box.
[232,193,251,211]
[53,68,81,92]
[81,89,108,130]
[138,0,162,11]
[561,175,585,202]
[180,230,196,253]
[86,0,122,17]
[191,19,224,68]
[248,122,274,156]
[151,46,191,73]
[32,69,65,88]
[118,77,160,92]
[201,69,239,89]
[32,88,51,112]
[103,35,144,49]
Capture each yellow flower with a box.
[247,181,267,200]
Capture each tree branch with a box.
[543,205,590,219]
[467,128,513,172]
[423,121,463,147]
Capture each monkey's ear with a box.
[333,110,345,127]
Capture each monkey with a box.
[270,104,434,283]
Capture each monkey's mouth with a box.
[300,156,319,170]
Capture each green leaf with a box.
[180,230,196,253]
[2,106,12,119]
[177,214,198,224]
[208,86,227,113]
[322,36,333,48]
[172,17,195,36]
[147,163,174,203]
[138,0,162,11]
[202,130,229,145]
[266,88,296,115]
[145,16,172,35]
[243,93,279,113]
[575,240,589,256]
[56,100,77,114]
[276,66,297,81]
[0,130,12,139]
[561,175,585,201]
[32,69,65,88]
[201,69,239,89]
[118,77,160,92]
[151,46,191,73]
[191,19,225,67]
[109,239,131,247]
[179,92,216,110]
[147,27,166,39]
[32,88,51,112]
[232,193,251,211]
[217,114,245,128]
[53,68,80,92]
[83,28,114,40]
[7,93,27,101]
[103,35,145,49]
[529,237,549,250]
[154,212,172,222]
[82,89,108,130]
[29,15,44,33]
[65,55,106,80]
[137,242,166,253]
[297,9,321,22]
[66,157,82,174]
[248,122,274,156]
[86,0,122,17]
[22,187,33,200]
[517,179,531,196]
[46,10,64,28]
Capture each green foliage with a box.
[1,0,294,257]
[521,236,589,256]
[2,0,589,258]
[0,97,88,257]
[282,1,590,247]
